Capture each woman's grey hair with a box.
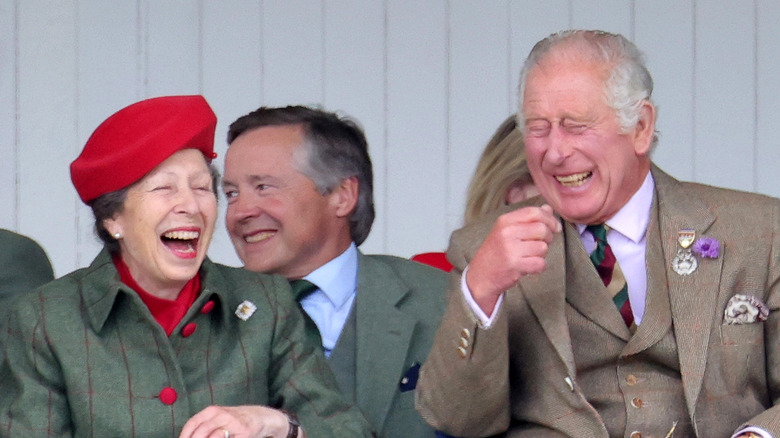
[517,29,658,147]
[227,105,375,246]
[90,163,220,253]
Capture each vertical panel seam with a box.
[753,0,759,191]
[321,0,326,105]
[381,0,389,252]
[259,0,265,103]
[74,0,82,266]
[198,0,204,93]
[445,0,451,236]
[691,0,697,181]
[13,0,20,229]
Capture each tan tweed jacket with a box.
[416,165,780,437]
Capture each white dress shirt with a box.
[299,243,358,357]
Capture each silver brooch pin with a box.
[671,229,698,275]
[235,300,257,321]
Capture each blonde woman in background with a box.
[463,114,538,226]
[412,114,538,271]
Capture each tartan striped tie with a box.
[289,279,324,350]
[586,224,634,327]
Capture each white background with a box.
[2,0,779,277]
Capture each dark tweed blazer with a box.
[0,249,372,437]
[417,166,780,437]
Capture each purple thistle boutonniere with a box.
[693,237,720,258]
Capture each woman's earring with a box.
[113,233,122,240]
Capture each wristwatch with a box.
[282,410,301,438]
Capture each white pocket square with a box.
[724,294,769,325]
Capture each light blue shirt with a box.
[299,243,358,357]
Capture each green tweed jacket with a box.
[417,166,780,437]
[0,249,372,437]
[329,252,448,438]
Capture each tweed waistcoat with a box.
[328,302,358,401]
[564,213,694,437]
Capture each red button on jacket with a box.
[159,387,177,405]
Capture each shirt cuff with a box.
[461,265,504,328]
[732,426,773,438]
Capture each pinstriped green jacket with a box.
[0,249,372,437]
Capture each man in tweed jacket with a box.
[223,105,448,438]
[416,30,780,437]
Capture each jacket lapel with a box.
[562,222,633,341]
[652,167,721,419]
[520,221,578,377]
[353,253,417,431]
[621,197,673,356]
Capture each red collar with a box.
[112,255,200,336]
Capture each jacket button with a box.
[159,387,177,405]
[460,328,471,341]
[459,337,469,348]
[630,432,641,438]
[457,346,468,358]
[631,397,643,408]
[626,374,637,385]
[201,300,215,314]
[181,323,197,337]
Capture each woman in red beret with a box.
[0,96,371,438]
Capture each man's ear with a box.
[632,100,656,156]
[331,176,359,218]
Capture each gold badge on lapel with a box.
[677,229,695,249]
[672,229,698,275]
[235,300,257,321]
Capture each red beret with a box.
[70,95,217,203]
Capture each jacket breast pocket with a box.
[712,323,764,394]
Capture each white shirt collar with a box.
[576,171,655,242]
[303,242,358,310]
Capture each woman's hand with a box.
[179,405,301,438]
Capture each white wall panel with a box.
[756,0,780,198]
[75,0,141,268]
[448,1,512,233]
[694,1,755,191]
[17,1,78,277]
[509,0,571,112]
[572,0,632,37]
[202,0,264,267]
[635,0,695,181]
[386,0,448,257]
[322,0,387,254]
[0,0,18,230]
[3,0,780,276]
[262,0,324,106]
[144,1,201,96]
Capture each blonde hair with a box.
[464,115,531,226]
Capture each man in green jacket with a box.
[0,229,54,363]
[222,105,449,438]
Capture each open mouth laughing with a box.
[556,171,592,187]
[161,229,200,258]
[244,230,275,244]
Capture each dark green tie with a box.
[586,224,633,327]
[289,279,324,351]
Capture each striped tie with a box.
[289,279,324,350]
[586,224,634,327]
